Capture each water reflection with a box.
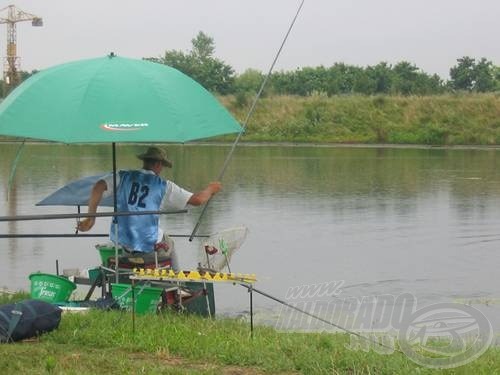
[1,143,500,331]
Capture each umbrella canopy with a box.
[35,172,190,210]
[0,54,242,143]
[36,174,113,207]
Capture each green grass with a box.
[1,293,499,374]
[3,93,500,146]
[219,93,500,145]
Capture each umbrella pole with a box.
[112,143,118,213]
[188,0,306,241]
[112,143,120,283]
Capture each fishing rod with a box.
[0,233,209,239]
[204,236,394,351]
[219,244,395,351]
[240,284,400,353]
[189,0,306,241]
[0,209,187,222]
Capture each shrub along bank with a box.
[221,93,500,145]
[2,94,500,146]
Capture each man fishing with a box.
[77,146,221,270]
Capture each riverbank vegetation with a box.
[2,93,499,146]
[147,32,500,97]
[0,293,498,374]
[222,93,500,145]
[157,32,500,145]
[2,31,500,146]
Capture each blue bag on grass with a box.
[0,299,62,343]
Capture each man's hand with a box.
[76,179,107,232]
[207,181,222,195]
[77,217,95,232]
[188,181,223,206]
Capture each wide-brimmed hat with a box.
[137,146,172,168]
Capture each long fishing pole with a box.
[0,233,209,239]
[0,209,187,222]
[240,284,400,353]
[189,0,306,241]
[211,247,393,351]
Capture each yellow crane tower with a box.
[0,4,42,89]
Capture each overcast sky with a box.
[2,0,499,79]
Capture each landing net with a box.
[197,226,249,272]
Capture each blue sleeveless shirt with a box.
[110,170,167,252]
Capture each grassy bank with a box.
[221,94,500,145]
[1,294,499,374]
[1,94,500,146]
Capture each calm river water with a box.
[1,143,500,332]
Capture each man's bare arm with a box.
[77,179,107,231]
[187,182,222,206]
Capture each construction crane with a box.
[0,4,42,89]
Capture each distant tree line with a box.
[148,31,500,99]
[2,31,499,99]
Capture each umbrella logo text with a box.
[100,123,149,131]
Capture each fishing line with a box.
[189,0,306,241]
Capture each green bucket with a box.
[96,245,123,265]
[111,283,163,314]
[29,273,77,303]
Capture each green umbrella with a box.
[0,54,243,283]
[0,53,243,233]
[0,54,242,143]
